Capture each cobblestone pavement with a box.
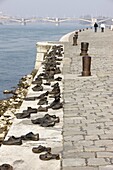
[62,28,113,170]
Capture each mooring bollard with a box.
[80,42,89,56]
[82,56,91,76]
[73,32,78,46]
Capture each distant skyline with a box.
[0,0,113,18]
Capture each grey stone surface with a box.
[62,28,113,169]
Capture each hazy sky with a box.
[0,0,113,18]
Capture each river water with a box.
[0,22,85,100]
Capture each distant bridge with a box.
[0,14,112,26]
[42,17,112,26]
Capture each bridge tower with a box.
[91,18,97,26]
[21,18,26,25]
[55,17,59,26]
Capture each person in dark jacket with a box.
[94,22,98,32]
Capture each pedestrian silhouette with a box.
[100,23,105,32]
[94,22,98,32]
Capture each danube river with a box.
[0,22,85,99]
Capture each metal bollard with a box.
[82,56,91,76]
[73,32,78,46]
[80,42,89,56]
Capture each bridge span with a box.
[0,14,112,26]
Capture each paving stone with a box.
[62,158,86,167]
[63,167,99,170]
[97,152,113,158]
[63,151,95,159]
[88,158,110,166]
[84,146,106,152]
[95,140,113,146]
[99,165,113,170]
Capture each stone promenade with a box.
[62,28,113,170]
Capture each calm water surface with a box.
[0,23,84,99]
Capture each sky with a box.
[0,0,113,18]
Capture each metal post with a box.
[82,56,91,76]
[80,42,89,56]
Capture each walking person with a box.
[94,22,98,32]
[100,23,105,32]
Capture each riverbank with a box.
[0,38,65,169]
[0,28,73,145]
[0,69,37,144]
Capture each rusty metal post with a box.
[80,42,89,56]
[82,56,91,76]
[73,32,78,46]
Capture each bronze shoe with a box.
[2,136,22,145]
[32,85,43,91]
[27,107,37,113]
[49,87,60,95]
[15,112,30,119]
[32,77,42,85]
[48,97,60,108]
[52,102,63,110]
[32,145,51,153]
[31,118,55,127]
[0,164,13,170]
[31,117,43,124]
[21,132,39,141]
[31,116,56,127]
[44,114,60,123]
[40,120,55,127]
[39,152,60,161]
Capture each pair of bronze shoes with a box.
[39,152,60,161]
[2,132,39,145]
[31,114,60,127]
[15,107,37,119]
[49,86,60,95]
[32,145,60,161]
[24,91,49,101]
[0,164,13,170]
[48,96,63,110]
